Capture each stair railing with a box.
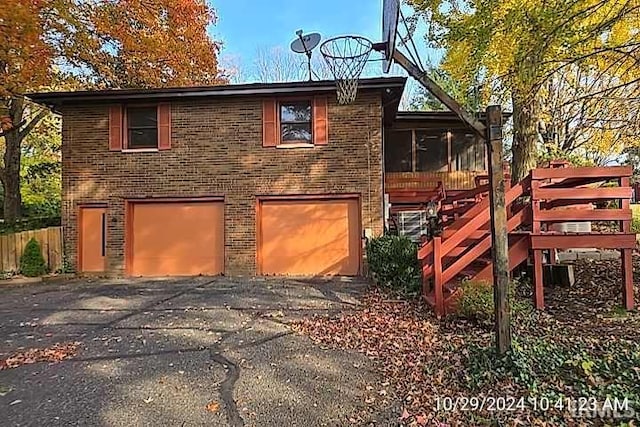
[421,175,531,317]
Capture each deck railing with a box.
[418,165,636,316]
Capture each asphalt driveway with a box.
[0,277,398,426]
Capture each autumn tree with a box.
[0,0,225,220]
[409,0,640,182]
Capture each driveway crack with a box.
[209,347,244,427]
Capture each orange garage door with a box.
[129,201,224,276]
[259,198,360,276]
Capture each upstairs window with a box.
[109,104,171,152]
[280,100,312,144]
[262,97,327,147]
[126,106,158,149]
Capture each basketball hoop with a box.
[320,36,373,104]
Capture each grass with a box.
[632,204,640,233]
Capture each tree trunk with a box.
[511,90,540,184]
[2,96,25,221]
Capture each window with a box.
[280,100,312,144]
[451,132,485,171]
[416,130,448,172]
[384,130,413,172]
[126,106,158,149]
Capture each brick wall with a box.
[61,90,384,275]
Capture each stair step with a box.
[442,229,489,239]
[459,268,480,278]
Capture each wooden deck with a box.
[418,166,635,317]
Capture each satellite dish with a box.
[290,30,322,81]
[290,32,321,53]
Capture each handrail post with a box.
[433,236,444,318]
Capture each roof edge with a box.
[27,77,407,107]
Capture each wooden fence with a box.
[0,227,63,273]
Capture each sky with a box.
[211,0,384,74]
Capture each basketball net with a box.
[320,36,373,104]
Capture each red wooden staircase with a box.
[419,177,531,316]
[417,166,636,317]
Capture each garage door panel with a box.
[130,202,224,276]
[260,199,360,276]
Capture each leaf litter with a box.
[292,257,640,426]
[0,342,81,371]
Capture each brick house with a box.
[30,78,407,277]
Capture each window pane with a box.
[384,130,412,172]
[281,123,312,142]
[451,132,485,171]
[128,128,158,149]
[416,130,448,172]
[127,106,157,128]
[280,101,311,123]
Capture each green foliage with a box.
[537,145,596,168]
[409,67,480,112]
[0,216,61,235]
[623,146,640,183]
[20,114,62,218]
[366,235,421,295]
[465,336,640,406]
[457,279,532,326]
[19,238,47,277]
[59,252,75,274]
[632,205,640,234]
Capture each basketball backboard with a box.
[381,0,400,73]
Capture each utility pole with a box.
[393,49,512,354]
[486,105,511,354]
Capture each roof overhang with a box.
[395,110,512,123]
[26,77,407,117]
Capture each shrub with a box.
[632,216,640,234]
[0,216,61,235]
[20,238,47,277]
[366,235,421,295]
[457,279,532,326]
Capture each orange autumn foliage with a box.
[0,0,52,97]
[1,0,225,97]
[72,0,226,88]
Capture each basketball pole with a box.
[392,49,512,355]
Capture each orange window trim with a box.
[111,103,171,151]
[263,95,329,148]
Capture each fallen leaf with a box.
[0,385,12,396]
[0,342,80,371]
[205,401,220,413]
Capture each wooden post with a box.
[392,50,510,350]
[486,105,511,354]
[622,249,634,310]
[620,176,634,310]
[433,236,444,318]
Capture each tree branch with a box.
[0,119,27,138]
[18,108,50,141]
